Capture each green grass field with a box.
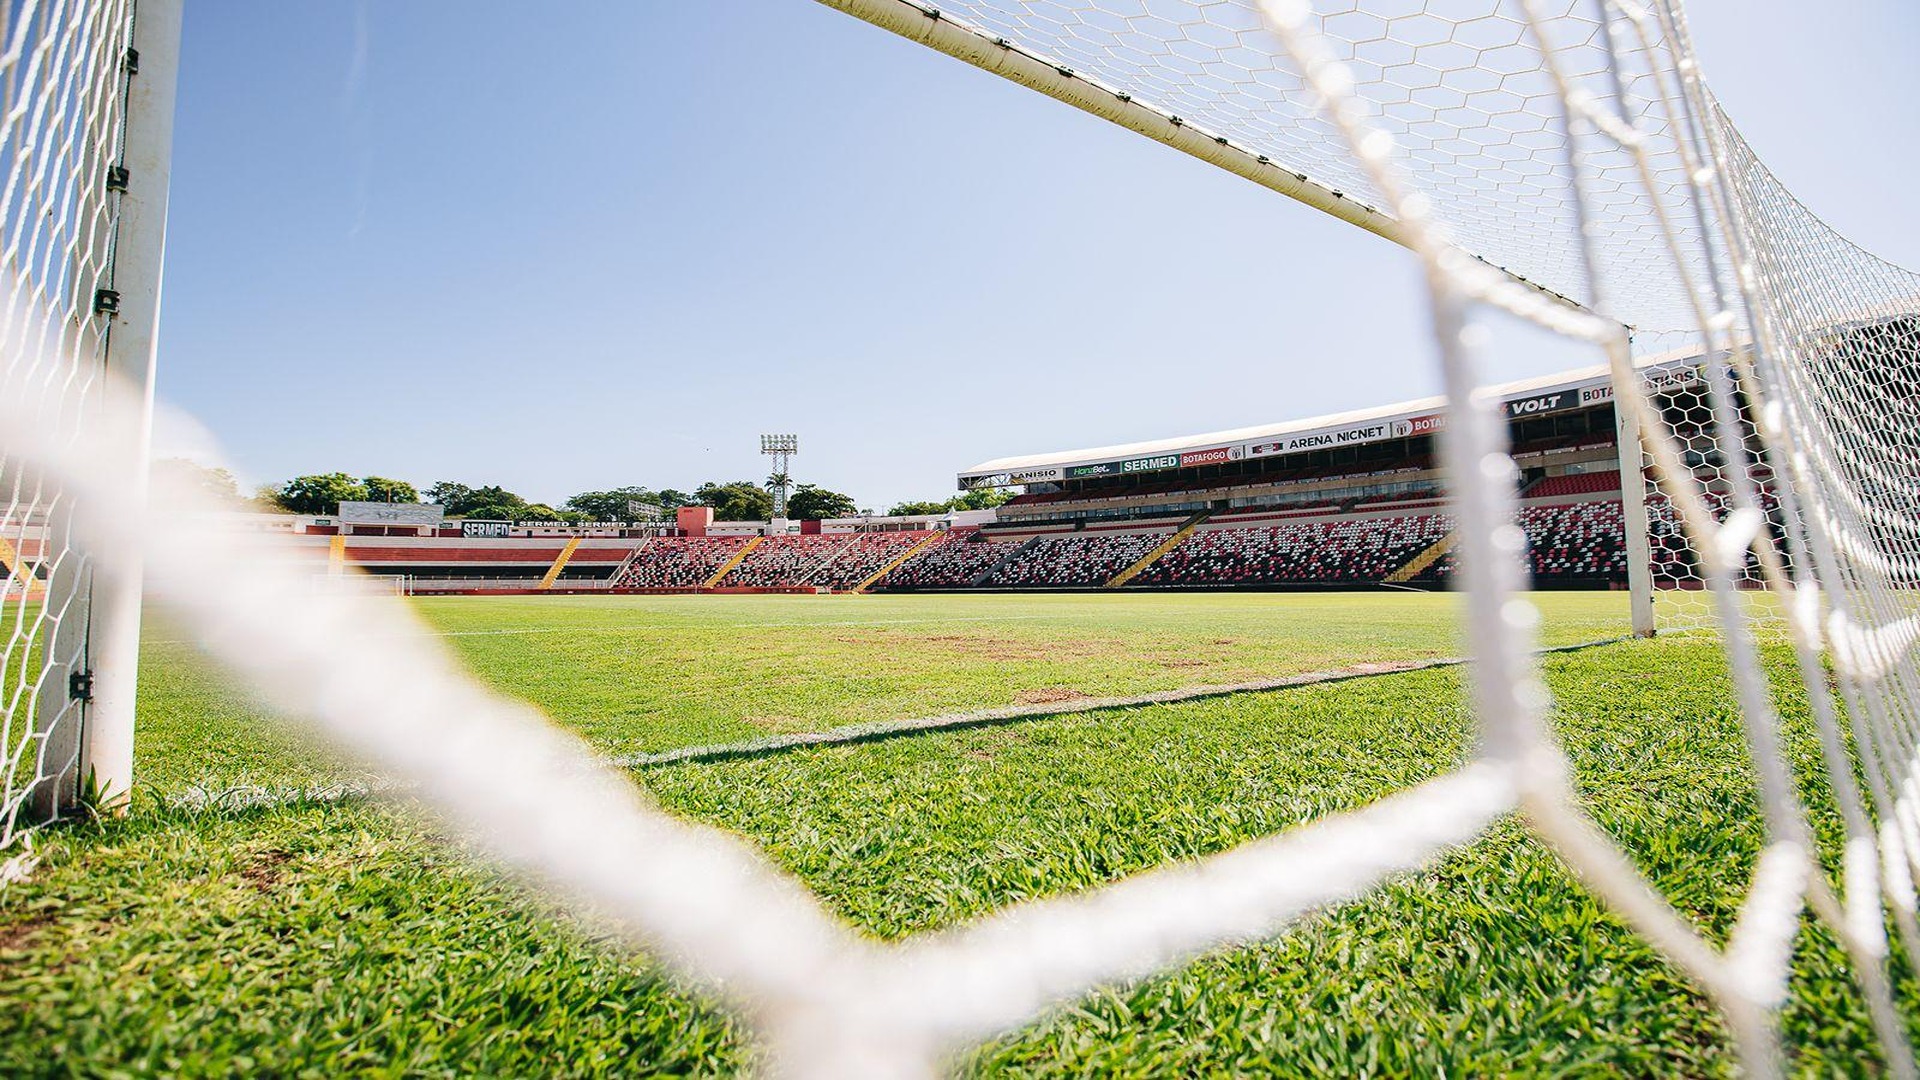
[1,590,1910,1076]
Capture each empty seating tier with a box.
[719,534,853,588]
[613,536,751,589]
[877,533,1021,588]
[812,531,933,591]
[1138,514,1450,587]
[985,532,1165,588]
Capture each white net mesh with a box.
[841,0,1729,329]
[5,0,1920,1075]
[0,0,136,857]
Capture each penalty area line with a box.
[618,636,1632,770]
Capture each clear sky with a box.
[155,1,1920,511]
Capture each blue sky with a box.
[155,1,1920,511]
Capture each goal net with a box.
[4,0,1919,1075]
[0,0,148,861]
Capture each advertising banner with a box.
[339,501,444,527]
[462,520,510,538]
[1066,461,1120,479]
[1121,454,1181,473]
[1579,383,1613,406]
[1262,420,1396,454]
[1392,412,1446,438]
[1646,365,1703,394]
[1179,446,1240,467]
[1008,467,1064,484]
[1502,390,1574,418]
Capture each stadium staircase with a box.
[328,534,347,575]
[1386,529,1458,584]
[855,532,942,594]
[537,537,583,590]
[0,537,43,600]
[796,536,859,589]
[609,539,650,584]
[971,536,1040,586]
[1104,511,1210,588]
[703,535,764,588]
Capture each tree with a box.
[785,483,858,521]
[152,458,240,503]
[884,488,1015,516]
[694,480,773,522]
[426,481,529,519]
[273,473,368,515]
[565,485,659,522]
[424,480,474,512]
[655,489,694,513]
[362,476,420,504]
[956,486,1016,511]
[887,499,951,516]
[518,502,565,522]
[466,485,529,517]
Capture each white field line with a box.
[619,636,1630,769]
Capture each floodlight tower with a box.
[760,434,798,520]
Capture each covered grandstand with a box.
[874,361,1674,595]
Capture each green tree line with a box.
[163,459,1018,522]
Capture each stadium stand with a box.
[811,530,934,591]
[1136,513,1452,587]
[304,362,1712,597]
[876,532,1023,589]
[1521,500,1627,581]
[985,531,1165,587]
[613,536,751,589]
[718,534,853,588]
[1417,499,1630,584]
[1524,471,1622,498]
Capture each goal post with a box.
[78,0,184,815]
[8,0,180,828]
[810,0,1590,315]
[1614,364,1656,638]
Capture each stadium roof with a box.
[958,355,1703,489]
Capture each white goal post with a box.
[0,0,180,839]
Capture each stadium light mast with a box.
[760,434,798,520]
